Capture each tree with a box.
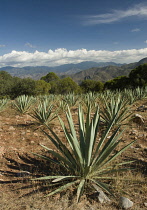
[41,72,59,83]
[0,71,13,98]
[49,80,60,94]
[35,80,51,95]
[129,64,147,87]
[80,80,104,93]
[58,77,81,94]
[11,77,36,98]
[104,76,129,90]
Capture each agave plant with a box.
[100,95,132,126]
[12,95,35,114]
[63,93,79,107]
[122,89,137,105]
[81,92,98,112]
[32,105,135,202]
[31,101,57,125]
[58,99,68,113]
[0,98,9,112]
[134,86,147,100]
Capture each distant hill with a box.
[0,61,123,80]
[0,58,147,82]
[68,59,146,83]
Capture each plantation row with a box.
[0,87,146,126]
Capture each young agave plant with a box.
[12,95,35,114]
[32,105,135,202]
[63,93,79,107]
[58,100,68,113]
[0,98,9,112]
[81,92,98,112]
[134,87,147,100]
[31,101,57,125]
[100,95,132,126]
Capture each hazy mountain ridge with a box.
[65,61,140,83]
[0,58,146,82]
[0,61,123,80]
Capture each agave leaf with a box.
[58,111,83,167]
[77,179,85,202]
[78,105,86,160]
[31,176,68,181]
[40,144,74,170]
[85,106,100,166]
[98,140,136,170]
[91,112,119,165]
[94,168,134,177]
[43,128,78,169]
[52,176,79,183]
[45,180,79,197]
[91,179,113,196]
[31,152,66,168]
[92,128,124,167]
[93,141,120,171]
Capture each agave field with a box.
[0,87,147,210]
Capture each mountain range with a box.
[0,57,147,83]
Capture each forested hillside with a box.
[0,63,147,99]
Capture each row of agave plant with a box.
[0,87,146,201]
[0,87,146,126]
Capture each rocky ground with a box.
[0,99,147,210]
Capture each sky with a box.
[0,0,147,67]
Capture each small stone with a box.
[92,184,111,204]
[34,132,38,136]
[107,136,111,139]
[21,131,26,135]
[30,141,35,144]
[8,126,15,131]
[138,134,144,138]
[132,114,144,124]
[144,203,147,207]
[97,190,111,203]
[119,196,133,209]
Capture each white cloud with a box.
[0,45,5,48]
[144,40,147,43]
[25,42,36,48]
[83,4,147,25]
[0,48,147,68]
[131,28,140,32]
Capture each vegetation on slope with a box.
[0,63,147,99]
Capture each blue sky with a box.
[0,0,147,67]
